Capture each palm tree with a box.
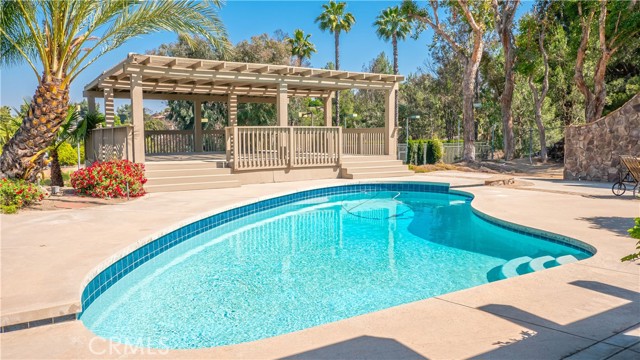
[316,1,355,125]
[288,29,317,67]
[374,6,411,75]
[0,0,228,181]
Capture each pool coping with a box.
[0,179,599,333]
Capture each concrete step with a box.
[527,255,556,272]
[342,156,397,164]
[146,167,232,178]
[145,161,226,171]
[342,160,406,167]
[343,164,409,172]
[145,180,241,193]
[146,174,239,186]
[344,170,415,179]
[499,256,533,279]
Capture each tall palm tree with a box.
[288,29,317,66]
[0,0,228,181]
[374,6,411,75]
[315,0,355,125]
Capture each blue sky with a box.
[0,0,534,113]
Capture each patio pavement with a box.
[1,171,638,359]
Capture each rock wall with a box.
[564,94,640,182]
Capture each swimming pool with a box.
[79,183,593,349]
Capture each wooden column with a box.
[87,97,96,114]
[323,94,332,127]
[227,94,238,125]
[384,82,399,157]
[130,73,145,163]
[194,100,203,152]
[276,83,288,127]
[103,85,115,126]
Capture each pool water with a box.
[80,190,591,349]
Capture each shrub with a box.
[0,179,45,213]
[621,218,640,262]
[56,141,85,166]
[426,139,444,164]
[71,160,147,198]
[407,139,443,165]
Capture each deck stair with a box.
[144,161,241,193]
[341,155,414,179]
[498,254,579,280]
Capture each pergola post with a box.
[384,82,399,157]
[227,94,238,126]
[130,73,145,163]
[103,85,115,126]
[323,94,332,127]
[193,100,203,152]
[276,83,289,126]
[87,97,96,114]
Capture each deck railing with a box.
[202,129,225,152]
[342,128,385,155]
[86,125,133,162]
[226,126,341,170]
[145,130,194,154]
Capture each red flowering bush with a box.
[71,160,147,198]
[0,178,46,214]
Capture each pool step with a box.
[499,256,532,279]
[340,156,414,180]
[497,255,580,280]
[555,255,579,265]
[527,255,556,272]
[144,161,241,193]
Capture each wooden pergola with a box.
[84,54,404,166]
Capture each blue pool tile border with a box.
[79,182,594,316]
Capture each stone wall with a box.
[564,94,640,182]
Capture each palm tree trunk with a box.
[392,35,398,75]
[297,55,303,67]
[0,76,69,181]
[49,147,64,187]
[335,31,340,126]
[393,34,399,130]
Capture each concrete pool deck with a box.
[1,171,638,359]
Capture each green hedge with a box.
[407,139,443,165]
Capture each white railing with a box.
[226,126,341,170]
[293,127,341,167]
[342,128,385,155]
[86,126,133,162]
[145,130,194,154]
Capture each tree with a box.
[288,29,317,66]
[518,9,551,162]
[0,0,228,181]
[404,0,492,161]
[374,6,412,75]
[316,0,356,126]
[573,0,640,122]
[0,107,21,151]
[492,0,519,160]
